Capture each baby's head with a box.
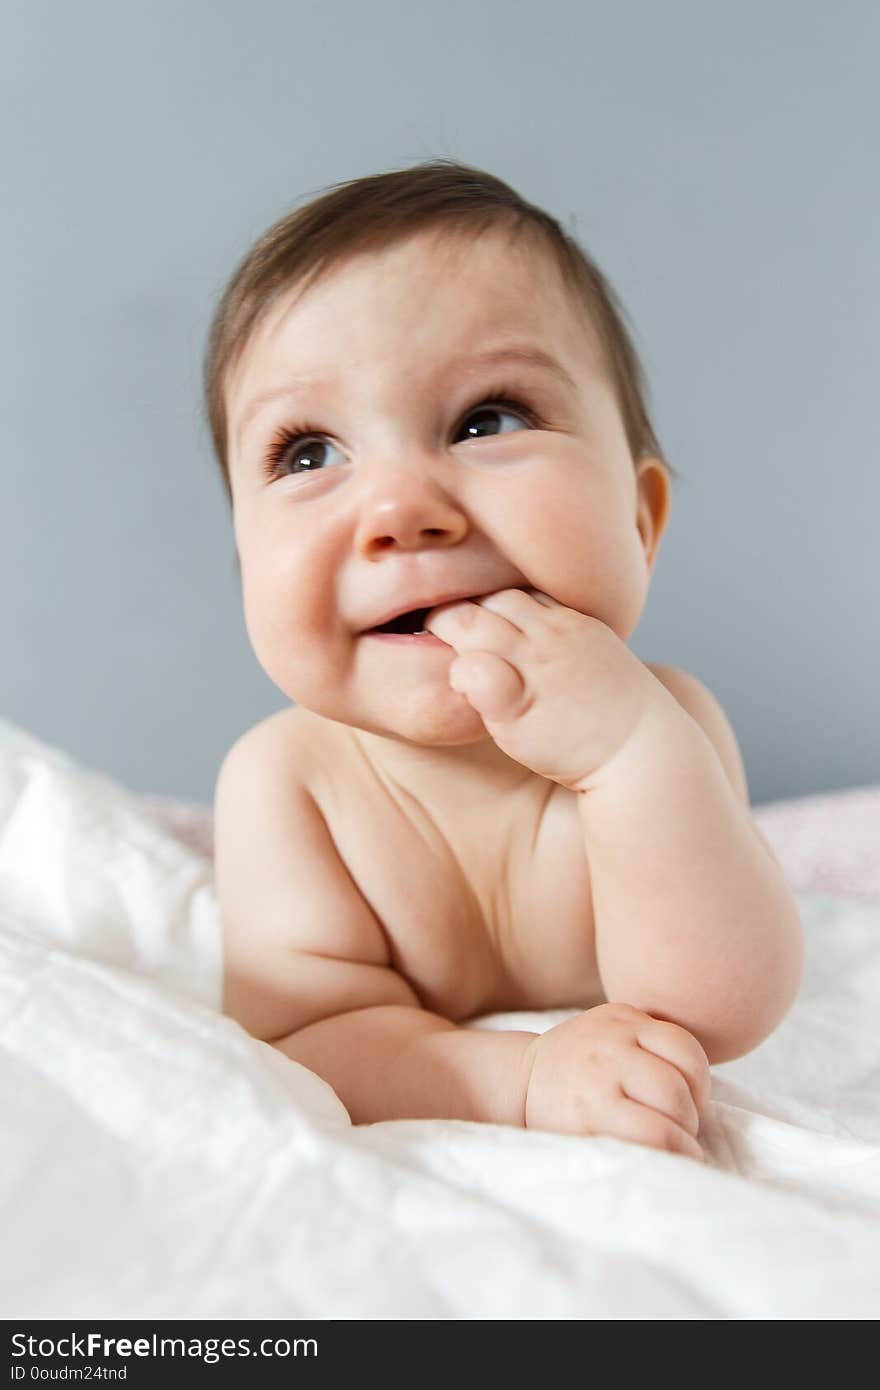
[204,160,673,748]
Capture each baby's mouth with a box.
[370,607,431,635]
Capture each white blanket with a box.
[1,717,878,1319]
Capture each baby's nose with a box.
[354,478,468,554]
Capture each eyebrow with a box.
[235,345,578,450]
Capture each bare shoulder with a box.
[216,704,328,791]
[645,663,750,804]
[214,705,413,1041]
[213,705,318,876]
[219,702,315,755]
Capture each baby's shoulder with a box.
[644,661,717,716]
[644,662,749,804]
[217,705,334,796]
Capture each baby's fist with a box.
[522,1003,710,1161]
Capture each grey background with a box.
[2,0,877,809]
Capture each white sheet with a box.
[1,717,878,1319]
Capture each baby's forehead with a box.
[232,231,597,397]
[306,230,574,325]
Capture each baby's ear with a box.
[634,456,671,570]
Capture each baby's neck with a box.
[348,725,540,814]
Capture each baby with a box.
[208,160,804,1162]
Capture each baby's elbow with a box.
[703,1006,789,1065]
[704,904,805,1065]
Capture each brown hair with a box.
[203,158,671,504]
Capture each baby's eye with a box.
[455,401,533,442]
[263,430,345,481]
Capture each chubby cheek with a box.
[589,523,650,640]
[239,553,337,701]
[241,578,293,694]
[500,486,649,639]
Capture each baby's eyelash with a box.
[260,384,545,482]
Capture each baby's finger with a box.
[608,1094,705,1163]
[424,598,518,653]
[619,1048,701,1137]
[449,651,526,719]
[634,1018,711,1113]
[475,586,557,632]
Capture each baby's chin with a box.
[302,685,491,748]
[373,695,491,747]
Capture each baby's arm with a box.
[215,718,536,1126]
[578,669,805,1065]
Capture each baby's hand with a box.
[423,589,674,792]
[522,1004,710,1161]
